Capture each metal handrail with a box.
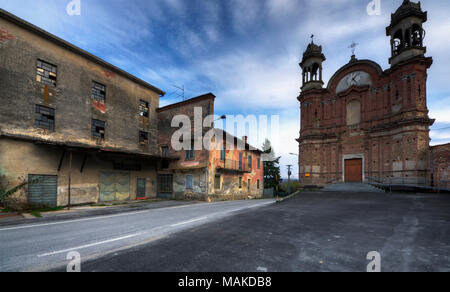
[215,159,251,173]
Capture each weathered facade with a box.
[0,9,165,206]
[297,1,435,186]
[431,143,450,189]
[157,94,264,201]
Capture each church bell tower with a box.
[300,37,326,92]
[386,0,428,67]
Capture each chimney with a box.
[242,136,248,145]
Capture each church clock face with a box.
[347,72,362,86]
[336,71,372,94]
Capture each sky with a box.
[1,0,449,179]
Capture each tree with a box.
[262,139,282,191]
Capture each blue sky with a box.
[1,0,449,178]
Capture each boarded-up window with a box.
[92,81,106,103]
[36,60,57,87]
[186,175,194,190]
[35,105,55,131]
[346,100,361,126]
[239,177,242,189]
[139,100,149,118]
[92,119,105,139]
[139,131,149,145]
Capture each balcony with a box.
[215,159,251,173]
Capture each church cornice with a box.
[384,56,433,75]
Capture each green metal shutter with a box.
[28,175,58,207]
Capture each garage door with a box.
[99,172,130,202]
[28,175,58,207]
[345,159,363,183]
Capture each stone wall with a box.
[431,143,450,189]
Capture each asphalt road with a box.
[71,192,450,272]
[0,199,275,272]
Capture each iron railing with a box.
[215,159,251,173]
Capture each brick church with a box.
[297,0,435,186]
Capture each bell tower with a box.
[300,37,326,92]
[386,0,427,67]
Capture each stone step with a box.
[322,183,385,193]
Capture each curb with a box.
[276,192,300,203]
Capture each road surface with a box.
[0,199,275,272]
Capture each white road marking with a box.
[170,217,208,227]
[0,204,195,232]
[37,233,142,257]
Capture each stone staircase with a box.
[322,183,385,193]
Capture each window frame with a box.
[91,119,106,139]
[139,131,149,145]
[91,81,106,104]
[36,59,57,87]
[35,104,55,131]
[139,99,150,118]
[185,175,194,190]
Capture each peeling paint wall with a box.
[0,16,162,206]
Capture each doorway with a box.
[344,159,363,183]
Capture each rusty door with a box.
[99,172,130,202]
[344,159,363,183]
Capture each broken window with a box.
[91,81,106,103]
[186,175,194,190]
[35,105,55,131]
[139,100,150,118]
[36,60,57,87]
[139,131,149,145]
[91,119,105,139]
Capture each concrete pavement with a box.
[0,199,275,272]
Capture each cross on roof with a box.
[348,41,359,56]
[310,34,315,43]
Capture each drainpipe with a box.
[68,150,72,210]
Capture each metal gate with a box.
[99,172,130,202]
[157,174,173,199]
[28,175,58,207]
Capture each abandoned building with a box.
[157,93,264,201]
[0,9,166,206]
[296,0,449,187]
[431,143,450,190]
[0,9,263,207]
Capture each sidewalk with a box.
[0,199,199,227]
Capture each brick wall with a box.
[431,143,450,188]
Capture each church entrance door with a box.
[345,159,363,183]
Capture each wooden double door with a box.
[345,159,363,183]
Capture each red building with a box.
[297,0,434,186]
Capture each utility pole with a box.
[287,165,293,195]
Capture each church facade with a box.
[297,0,434,186]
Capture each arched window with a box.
[311,63,320,81]
[411,24,424,47]
[346,100,361,126]
[393,29,403,55]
